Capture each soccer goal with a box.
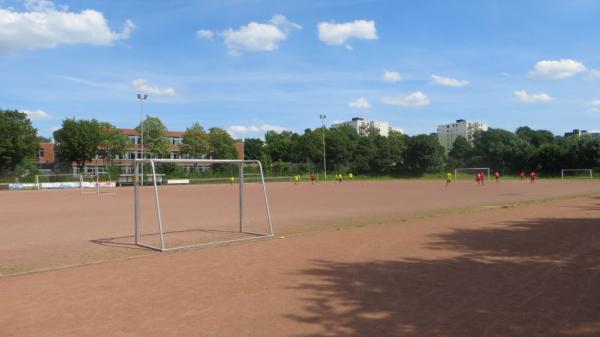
[134,158,274,252]
[454,167,491,181]
[80,172,117,195]
[35,174,81,190]
[561,169,593,180]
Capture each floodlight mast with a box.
[137,94,148,185]
[319,114,327,180]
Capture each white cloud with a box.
[348,97,371,109]
[260,123,288,132]
[270,14,302,30]
[227,123,288,137]
[0,1,134,54]
[196,29,214,40]
[24,0,57,11]
[431,74,469,87]
[586,100,600,113]
[132,78,176,96]
[382,71,401,83]
[23,109,51,120]
[529,59,587,79]
[590,69,600,78]
[50,126,60,132]
[514,90,553,102]
[229,125,260,133]
[221,14,301,55]
[317,20,378,48]
[382,91,429,107]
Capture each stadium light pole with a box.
[137,94,148,185]
[319,114,327,180]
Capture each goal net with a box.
[80,172,117,195]
[35,174,81,190]
[561,169,593,180]
[134,159,274,252]
[454,168,491,181]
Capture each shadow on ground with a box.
[91,228,254,249]
[289,215,600,337]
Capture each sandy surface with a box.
[1,182,599,336]
[2,179,600,274]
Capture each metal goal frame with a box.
[134,159,274,252]
[80,171,117,195]
[454,167,491,181]
[561,169,593,180]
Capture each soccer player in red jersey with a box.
[530,171,536,183]
[494,170,500,183]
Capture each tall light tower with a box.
[137,94,148,185]
[319,114,327,180]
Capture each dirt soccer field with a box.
[1,179,600,336]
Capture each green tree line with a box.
[3,108,600,180]
[245,125,600,176]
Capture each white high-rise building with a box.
[437,119,488,153]
[331,117,403,137]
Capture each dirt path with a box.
[1,194,599,336]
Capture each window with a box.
[37,148,44,157]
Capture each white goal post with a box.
[134,158,274,252]
[561,169,593,180]
[454,168,491,181]
[80,172,117,195]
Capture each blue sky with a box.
[1,0,600,138]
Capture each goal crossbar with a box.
[134,159,274,252]
[561,169,593,180]
[454,167,491,181]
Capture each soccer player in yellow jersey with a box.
[348,172,353,180]
[230,176,235,185]
[445,172,453,187]
[294,175,300,184]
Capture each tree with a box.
[326,125,359,171]
[352,135,375,174]
[0,109,39,173]
[405,134,446,173]
[208,128,239,159]
[37,136,51,143]
[447,135,473,168]
[472,128,533,173]
[97,122,131,167]
[54,118,101,173]
[516,127,554,148]
[533,143,567,173]
[386,130,408,173]
[264,130,295,162]
[136,116,170,158]
[370,133,395,174]
[292,129,322,165]
[244,138,264,160]
[181,122,209,159]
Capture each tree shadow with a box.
[289,216,600,336]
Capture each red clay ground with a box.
[1,180,600,336]
[1,179,600,275]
